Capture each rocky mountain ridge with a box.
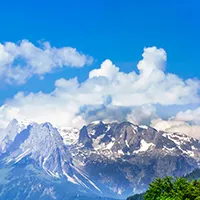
[0,119,200,199]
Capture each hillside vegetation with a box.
[127,176,200,200]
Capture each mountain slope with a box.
[0,119,200,199]
[0,121,107,199]
[72,121,200,197]
[0,119,29,153]
[185,168,200,181]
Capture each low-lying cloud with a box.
[0,44,200,139]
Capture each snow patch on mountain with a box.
[162,132,194,145]
[134,139,155,153]
[139,125,148,129]
[3,122,73,179]
[57,127,79,145]
[0,119,29,153]
[1,119,200,199]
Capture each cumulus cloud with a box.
[0,40,93,84]
[79,104,131,124]
[0,46,200,134]
[137,46,166,75]
[88,47,200,106]
[151,107,200,139]
[151,118,200,139]
[126,104,157,125]
[89,59,120,80]
[0,89,85,129]
[175,107,200,125]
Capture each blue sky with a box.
[1,1,200,88]
[0,0,200,137]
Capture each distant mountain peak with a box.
[1,119,200,199]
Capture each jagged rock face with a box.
[0,119,28,153]
[76,121,200,156]
[79,126,93,148]
[1,122,73,178]
[57,126,79,145]
[0,119,200,199]
[73,121,200,196]
[0,121,107,199]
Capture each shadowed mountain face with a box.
[73,121,200,196]
[0,121,109,200]
[0,119,200,199]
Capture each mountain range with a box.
[0,119,200,199]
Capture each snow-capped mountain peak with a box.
[76,121,200,158]
[1,119,200,199]
[3,122,72,177]
[0,118,29,153]
[57,126,79,145]
[0,120,103,195]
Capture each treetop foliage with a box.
[128,176,200,200]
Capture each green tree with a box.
[144,177,174,200]
[143,177,200,200]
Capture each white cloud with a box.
[0,89,85,129]
[127,104,157,125]
[89,59,120,80]
[151,118,200,139]
[0,46,200,132]
[175,107,200,125]
[88,47,200,106]
[137,46,166,75]
[0,40,93,84]
[151,107,200,139]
